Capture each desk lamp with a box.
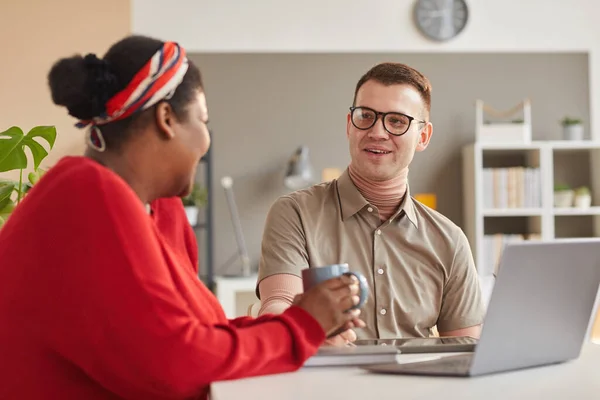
[284,146,313,190]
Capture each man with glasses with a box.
[256,62,484,345]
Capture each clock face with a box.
[414,0,469,42]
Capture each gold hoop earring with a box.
[87,126,107,152]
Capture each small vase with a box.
[563,124,584,141]
[554,190,574,208]
[574,194,592,208]
[184,206,199,226]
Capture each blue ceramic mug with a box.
[301,263,369,309]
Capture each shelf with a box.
[474,140,600,151]
[476,142,542,150]
[483,208,544,217]
[483,207,600,216]
[464,140,600,275]
[547,141,600,150]
[553,207,600,216]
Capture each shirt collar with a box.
[337,169,369,221]
[336,168,419,229]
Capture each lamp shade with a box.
[284,146,313,190]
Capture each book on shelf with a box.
[481,233,542,276]
[483,167,541,209]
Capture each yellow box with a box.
[321,168,342,182]
[413,193,437,210]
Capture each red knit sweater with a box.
[0,156,324,400]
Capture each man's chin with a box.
[362,166,392,181]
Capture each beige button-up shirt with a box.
[258,169,484,338]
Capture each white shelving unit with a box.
[463,140,600,277]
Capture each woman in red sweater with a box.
[0,35,364,400]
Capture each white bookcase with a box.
[462,140,600,277]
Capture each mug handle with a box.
[343,271,369,310]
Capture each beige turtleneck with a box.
[348,163,408,221]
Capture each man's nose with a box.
[368,117,389,139]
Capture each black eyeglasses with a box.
[349,106,426,136]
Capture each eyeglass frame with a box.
[349,106,427,137]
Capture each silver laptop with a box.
[364,238,600,377]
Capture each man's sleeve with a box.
[257,195,309,297]
[436,228,486,332]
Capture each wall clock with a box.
[413,0,469,42]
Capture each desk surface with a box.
[211,342,600,400]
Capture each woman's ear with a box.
[155,102,177,139]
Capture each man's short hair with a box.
[353,62,432,114]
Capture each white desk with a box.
[211,343,600,400]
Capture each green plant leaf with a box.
[28,168,46,186]
[0,127,27,172]
[26,126,57,169]
[0,194,10,210]
[27,126,57,148]
[25,140,48,170]
[0,193,10,211]
[0,199,15,228]
[0,125,57,172]
[0,181,15,204]
[181,184,208,207]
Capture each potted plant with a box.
[181,183,208,226]
[553,183,574,208]
[0,126,57,228]
[573,186,592,208]
[560,116,584,141]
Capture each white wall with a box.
[133,0,600,139]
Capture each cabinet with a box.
[462,140,600,277]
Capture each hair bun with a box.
[48,53,121,121]
[82,53,120,118]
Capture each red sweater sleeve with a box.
[229,315,279,328]
[36,162,325,399]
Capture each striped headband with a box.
[76,42,189,128]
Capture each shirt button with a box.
[376,229,382,235]
[377,268,384,275]
[380,308,387,315]
[367,207,373,212]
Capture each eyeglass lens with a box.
[351,107,412,135]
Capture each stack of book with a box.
[482,167,541,209]
[481,233,542,276]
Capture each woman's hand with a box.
[293,274,366,338]
[323,327,362,347]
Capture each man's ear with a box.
[416,122,433,152]
[155,102,177,139]
[346,113,352,139]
